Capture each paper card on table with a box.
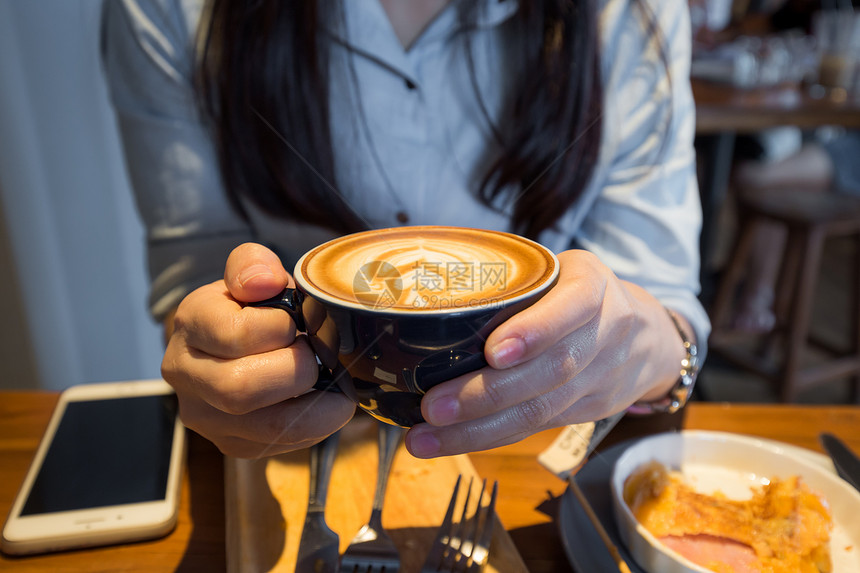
[538,412,625,480]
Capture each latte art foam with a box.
[298,226,557,312]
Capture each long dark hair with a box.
[196,0,604,240]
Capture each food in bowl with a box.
[623,461,833,573]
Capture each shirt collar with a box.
[324,0,519,81]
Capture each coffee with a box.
[297,226,556,312]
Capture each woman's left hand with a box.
[405,249,686,458]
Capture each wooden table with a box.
[1,391,859,572]
[692,79,860,302]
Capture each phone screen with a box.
[20,394,179,516]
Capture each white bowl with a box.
[609,430,860,573]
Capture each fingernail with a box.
[409,429,441,458]
[238,264,275,287]
[488,336,526,368]
[426,394,460,425]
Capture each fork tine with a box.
[466,480,497,573]
[423,477,499,573]
[441,477,475,572]
[457,479,486,567]
[422,475,462,572]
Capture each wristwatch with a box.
[628,310,699,415]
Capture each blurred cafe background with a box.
[690,0,860,404]
[1,0,859,405]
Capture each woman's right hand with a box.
[161,243,356,458]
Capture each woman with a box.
[101,0,710,459]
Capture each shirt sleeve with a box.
[573,0,711,352]
[101,0,254,321]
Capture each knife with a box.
[819,432,860,493]
[296,431,341,573]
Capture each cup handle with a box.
[249,288,306,330]
[249,288,341,394]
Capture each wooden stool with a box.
[709,185,860,403]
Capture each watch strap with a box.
[628,310,699,415]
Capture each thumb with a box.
[224,242,291,303]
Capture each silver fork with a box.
[338,422,405,573]
[421,475,498,573]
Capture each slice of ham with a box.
[660,534,760,573]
